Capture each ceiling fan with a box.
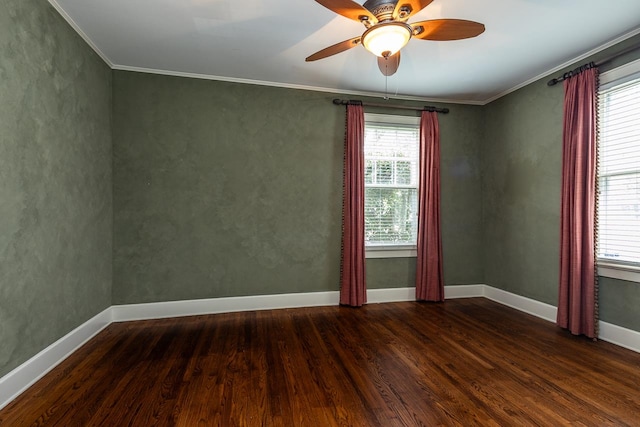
[306,0,485,76]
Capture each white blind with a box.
[597,74,640,266]
[364,117,419,246]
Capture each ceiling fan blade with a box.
[411,19,485,41]
[377,51,401,76]
[306,36,362,61]
[393,0,434,21]
[314,0,377,24]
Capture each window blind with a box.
[364,120,419,246]
[597,74,640,266]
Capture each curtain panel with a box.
[415,111,445,302]
[340,104,367,307]
[557,66,599,338]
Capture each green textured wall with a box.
[112,72,483,303]
[438,103,485,286]
[482,79,563,304]
[0,0,112,377]
[112,73,343,303]
[482,33,640,331]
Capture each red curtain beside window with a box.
[415,111,444,302]
[557,66,598,338]
[340,104,367,307]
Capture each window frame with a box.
[596,58,640,283]
[363,113,420,259]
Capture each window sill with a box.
[366,246,417,259]
[597,262,640,283]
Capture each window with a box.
[364,113,419,258]
[597,59,640,282]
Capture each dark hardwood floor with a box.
[1,298,640,426]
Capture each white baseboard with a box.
[598,320,640,353]
[479,286,640,354]
[113,285,484,321]
[482,287,558,322]
[367,287,415,303]
[0,307,112,411]
[111,291,341,322]
[445,284,485,299]
[2,284,639,412]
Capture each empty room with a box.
[1,0,640,425]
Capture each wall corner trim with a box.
[47,0,113,67]
[0,307,112,411]
[2,285,639,411]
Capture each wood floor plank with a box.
[2,298,640,426]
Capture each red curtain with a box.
[340,104,367,306]
[415,111,444,302]
[557,67,598,338]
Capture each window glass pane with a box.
[598,172,640,264]
[365,159,373,184]
[365,188,418,245]
[396,160,412,185]
[376,160,393,184]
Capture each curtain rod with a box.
[547,43,640,86]
[332,98,449,114]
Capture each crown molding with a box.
[111,64,485,105]
[47,0,114,67]
[483,27,640,104]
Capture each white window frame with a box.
[364,113,420,259]
[597,58,640,283]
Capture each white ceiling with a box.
[51,0,640,104]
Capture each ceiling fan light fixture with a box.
[362,22,412,57]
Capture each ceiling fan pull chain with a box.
[384,72,389,100]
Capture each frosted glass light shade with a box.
[362,23,412,57]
